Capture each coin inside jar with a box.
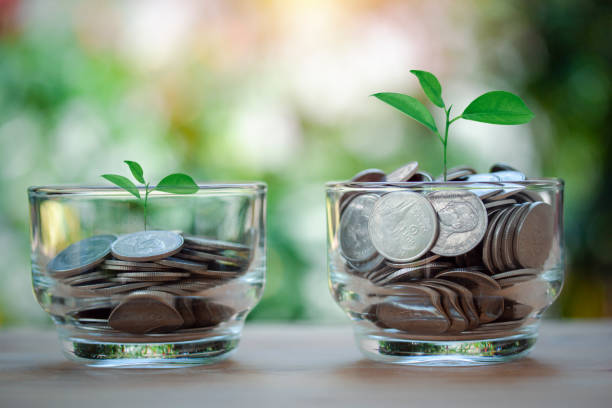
[368,191,438,263]
[111,230,184,262]
[340,194,380,263]
[427,190,487,257]
[513,202,554,268]
[47,235,117,278]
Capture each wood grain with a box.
[0,321,610,408]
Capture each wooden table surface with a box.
[0,321,610,408]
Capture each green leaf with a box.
[373,92,439,133]
[124,160,145,184]
[101,174,141,199]
[154,173,199,194]
[410,70,445,108]
[462,91,534,124]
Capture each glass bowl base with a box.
[355,331,537,366]
[59,334,240,368]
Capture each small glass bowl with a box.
[28,183,266,367]
[326,179,564,366]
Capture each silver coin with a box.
[348,254,386,275]
[182,235,249,252]
[368,191,438,263]
[409,171,433,182]
[486,183,526,202]
[467,183,504,200]
[340,194,379,263]
[437,166,477,181]
[156,257,209,273]
[385,253,442,269]
[350,168,387,182]
[466,173,501,182]
[427,190,487,257]
[492,170,526,181]
[115,271,189,281]
[386,162,419,182]
[47,235,117,278]
[484,199,517,210]
[175,248,246,265]
[111,230,184,262]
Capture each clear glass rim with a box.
[325,177,564,191]
[28,182,267,197]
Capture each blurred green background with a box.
[0,0,610,326]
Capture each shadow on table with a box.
[331,357,561,384]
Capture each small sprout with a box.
[102,161,199,229]
[374,71,534,180]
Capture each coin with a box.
[385,253,442,269]
[115,271,190,281]
[386,162,419,182]
[435,270,503,323]
[493,170,526,181]
[191,299,235,327]
[176,298,196,328]
[375,286,449,334]
[94,282,157,296]
[348,254,386,275]
[108,290,184,334]
[468,184,504,200]
[486,183,526,202]
[420,282,469,333]
[482,210,505,274]
[484,199,517,210]
[513,202,554,268]
[491,205,520,272]
[111,230,184,262]
[501,204,531,269]
[491,269,538,281]
[175,248,246,265]
[368,191,438,263]
[438,166,477,181]
[425,279,479,329]
[156,257,209,273]
[350,168,387,182]
[409,171,433,182]
[374,262,451,285]
[427,190,487,257]
[340,194,379,263]
[466,173,500,182]
[182,235,249,252]
[47,235,117,278]
[62,271,110,286]
[490,163,518,172]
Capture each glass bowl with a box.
[28,183,266,367]
[326,179,564,365]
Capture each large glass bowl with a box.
[326,179,564,365]
[28,183,266,367]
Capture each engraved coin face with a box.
[47,235,117,277]
[111,230,184,261]
[368,191,438,263]
[427,190,487,257]
[340,194,379,262]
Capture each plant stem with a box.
[143,183,150,231]
[443,106,452,181]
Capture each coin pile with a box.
[47,230,250,334]
[338,162,555,336]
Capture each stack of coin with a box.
[47,230,250,334]
[338,162,554,336]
